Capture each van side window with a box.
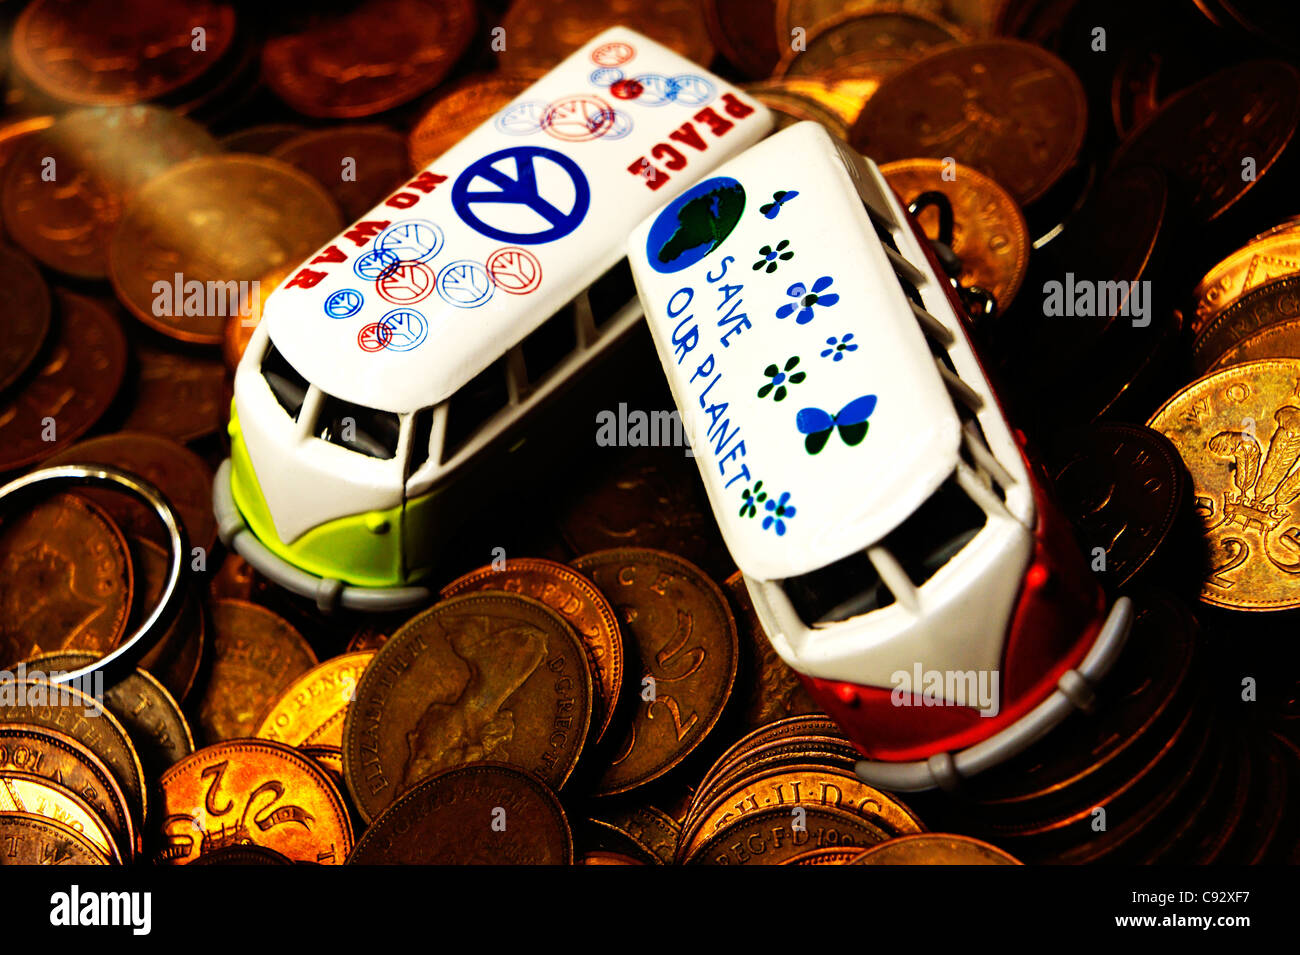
[442,357,510,463]
[409,406,435,474]
[314,394,400,460]
[588,258,635,328]
[783,550,896,626]
[521,306,577,383]
[878,477,986,587]
[865,205,901,255]
[261,343,309,419]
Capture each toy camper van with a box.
[627,122,1133,791]
[213,28,772,611]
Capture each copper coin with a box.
[221,263,290,373]
[0,812,109,865]
[880,158,1030,311]
[0,492,132,663]
[1051,425,1188,588]
[1113,60,1300,223]
[964,591,1198,818]
[343,592,592,823]
[1193,229,1300,334]
[702,0,782,79]
[255,651,374,749]
[580,850,646,864]
[0,291,126,472]
[44,431,218,554]
[130,537,205,702]
[743,80,854,140]
[850,833,1021,864]
[218,124,305,155]
[851,40,1087,205]
[1193,275,1300,376]
[408,74,537,169]
[723,572,821,731]
[591,804,681,864]
[572,548,738,796]
[29,650,194,784]
[441,557,624,746]
[262,0,477,119]
[0,771,122,863]
[347,762,572,865]
[196,599,318,744]
[0,244,51,393]
[0,723,137,859]
[1209,317,1300,372]
[120,342,226,443]
[1148,359,1300,610]
[697,714,845,797]
[299,745,345,791]
[108,154,342,344]
[157,739,353,865]
[270,126,411,222]
[0,675,147,823]
[779,846,865,864]
[559,449,736,589]
[190,844,292,865]
[12,0,236,106]
[1,107,219,278]
[775,10,965,109]
[682,765,924,858]
[500,0,714,73]
[685,804,890,865]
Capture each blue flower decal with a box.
[775,276,839,324]
[820,333,858,361]
[753,239,793,273]
[757,356,806,401]
[739,480,767,518]
[763,491,797,535]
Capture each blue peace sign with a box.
[669,74,716,106]
[354,248,400,281]
[378,308,428,351]
[436,260,494,309]
[451,146,590,245]
[376,220,444,263]
[323,288,364,319]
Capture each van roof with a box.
[261,27,771,414]
[627,122,964,582]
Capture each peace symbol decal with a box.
[451,146,590,245]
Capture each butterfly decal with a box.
[759,189,799,219]
[795,395,877,454]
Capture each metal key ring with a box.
[0,464,188,686]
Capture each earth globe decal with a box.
[646,176,746,273]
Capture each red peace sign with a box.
[591,41,634,67]
[486,247,543,295]
[376,262,435,305]
[357,321,393,352]
[542,95,616,142]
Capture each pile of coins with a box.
[2,0,1299,865]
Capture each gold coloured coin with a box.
[255,651,374,748]
[685,804,891,865]
[1147,359,1300,610]
[1209,317,1300,372]
[0,771,122,863]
